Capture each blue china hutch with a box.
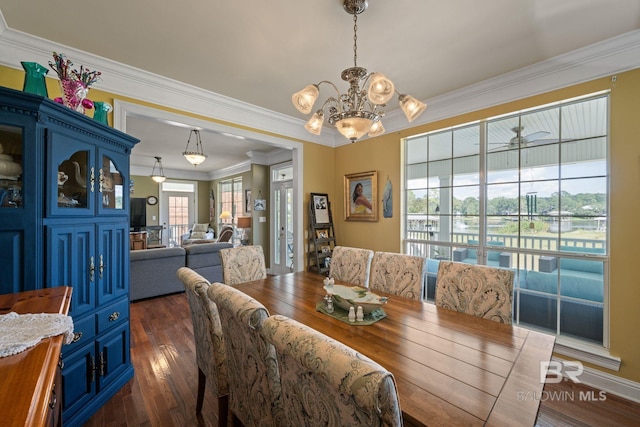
[0,86,138,426]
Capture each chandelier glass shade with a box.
[183,129,208,166]
[150,156,166,183]
[292,0,426,142]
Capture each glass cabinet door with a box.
[97,149,128,216]
[58,151,91,209]
[100,154,124,210]
[0,125,23,209]
[48,132,95,216]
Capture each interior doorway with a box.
[270,163,294,274]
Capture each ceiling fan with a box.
[500,126,551,148]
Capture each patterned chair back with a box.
[261,314,403,427]
[177,267,229,422]
[329,246,374,287]
[220,245,267,286]
[206,283,283,427]
[435,261,514,323]
[369,252,426,301]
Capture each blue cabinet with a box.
[0,86,138,427]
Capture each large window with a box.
[404,93,608,345]
[219,177,243,223]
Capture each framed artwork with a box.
[344,170,378,222]
[320,245,331,254]
[310,193,330,224]
[315,228,329,239]
[254,198,266,211]
[245,189,252,213]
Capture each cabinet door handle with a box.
[98,352,105,377]
[90,167,95,193]
[89,256,95,282]
[48,384,57,409]
[99,168,104,193]
[72,331,83,343]
[99,254,104,279]
[90,356,96,382]
[109,311,120,322]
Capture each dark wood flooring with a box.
[85,292,640,426]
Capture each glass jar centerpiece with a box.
[49,52,101,114]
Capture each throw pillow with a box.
[193,223,209,233]
[190,231,206,239]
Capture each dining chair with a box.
[261,314,403,427]
[329,246,374,287]
[177,267,229,426]
[434,261,515,323]
[216,225,234,243]
[206,282,283,427]
[369,251,426,301]
[219,245,267,286]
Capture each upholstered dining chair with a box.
[206,282,283,427]
[177,267,229,426]
[261,314,403,427]
[369,251,426,301]
[329,246,374,287]
[434,261,515,323]
[219,245,267,286]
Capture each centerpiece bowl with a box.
[323,284,388,314]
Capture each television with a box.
[130,198,147,231]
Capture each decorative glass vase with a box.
[92,102,113,125]
[59,79,89,113]
[21,62,49,97]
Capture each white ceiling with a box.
[1,0,640,176]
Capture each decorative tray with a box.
[323,284,388,314]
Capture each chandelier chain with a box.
[353,12,358,67]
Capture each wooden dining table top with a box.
[234,271,555,427]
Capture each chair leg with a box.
[196,368,206,414]
[218,395,229,427]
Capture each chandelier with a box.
[183,129,208,166]
[292,0,426,142]
[150,156,166,183]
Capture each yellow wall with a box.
[334,69,640,383]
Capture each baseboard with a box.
[552,356,640,403]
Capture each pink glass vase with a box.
[59,79,89,113]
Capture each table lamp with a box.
[237,216,251,245]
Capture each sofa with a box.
[130,242,232,301]
[517,246,605,343]
[452,240,512,268]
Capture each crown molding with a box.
[2,11,639,148]
[0,12,340,147]
[379,29,640,136]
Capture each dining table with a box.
[234,271,556,427]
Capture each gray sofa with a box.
[130,242,232,301]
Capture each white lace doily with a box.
[0,312,74,358]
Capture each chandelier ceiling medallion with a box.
[183,129,208,166]
[292,0,427,142]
